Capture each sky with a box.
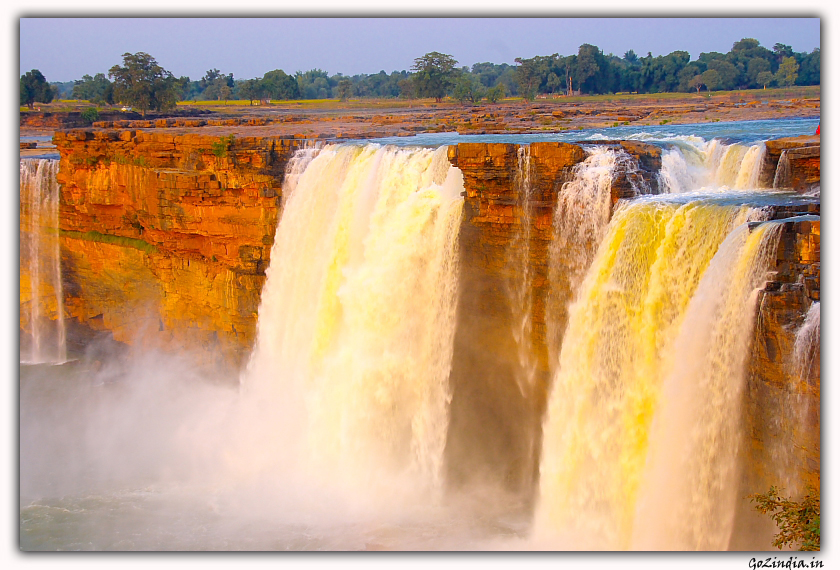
[19,16,821,83]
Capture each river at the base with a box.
[20,357,533,551]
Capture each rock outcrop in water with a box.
[759,134,820,192]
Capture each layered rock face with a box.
[730,213,820,549]
[747,216,820,491]
[52,129,306,368]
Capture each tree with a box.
[575,44,602,93]
[20,69,55,109]
[453,74,484,104]
[773,43,794,62]
[238,79,264,105]
[219,84,232,104]
[796,49,819,86]
[756,71,775,89]
[546,72,562,94]
[485,83,505,103]
[751,486,820,551]
[108,52,178,115]
[295,69,332,99]
[707,59,738,90]
[700,69,721,91]
[337,78,353,102]
[747,57,771,88]
[204,75,233,101]
[200,69,223,91]
[776,56,799,87]
[411,52,458,102]
[261,69,300,100]
[689,75,705,93]
[72,73,114,105]
[514,56,541,100]
[678,64,702,92]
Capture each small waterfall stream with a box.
[20,158,66,364]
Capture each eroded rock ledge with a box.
[52,129,308,368]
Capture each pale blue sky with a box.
[20,17,821,83]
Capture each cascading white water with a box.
[240,144,464,497]
[546,147,630,359]
[550,147,621,295]
[536,192,775,549]
[20,158,66,364]
[773,149,792,189]
[630,219,782,550]
[659,139,767,193]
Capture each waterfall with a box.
[630,219,782,550]
[535,194,778,549]
[20,158,66,364]
[546,147,625,358]
[240,144,464,496]
[773,149,792,189]
[793,301,820,383]
[659,140,767,193]
[506,145,538,394]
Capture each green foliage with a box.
[796,49,820,86]
[60,230,157,254]
[757,71,775,89]
[411,52,458,102]
[20,69,55,109]
[80,107,100,124]
[700,69,722,91]
[50,80,75,99]
[204,75,234,101]
[238,78,265,105]
[109,153,148,167]
[72,73,114,104]
[453,74,485,104]
[514,56,543,101]
[337,78,353,102]
[485,83,506,103]
[261,69,300,100]
[109,52,178,116]
[211,135,235,158]
[706,60,739,90]
[776,57,800,87]
[746,57,771,87]
[296,69,333,99]
[750,486,820,551]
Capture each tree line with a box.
[22,37,820,113]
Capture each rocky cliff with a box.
[730,213,820,549]
[747,215,820,491]
[51,129,307,368]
